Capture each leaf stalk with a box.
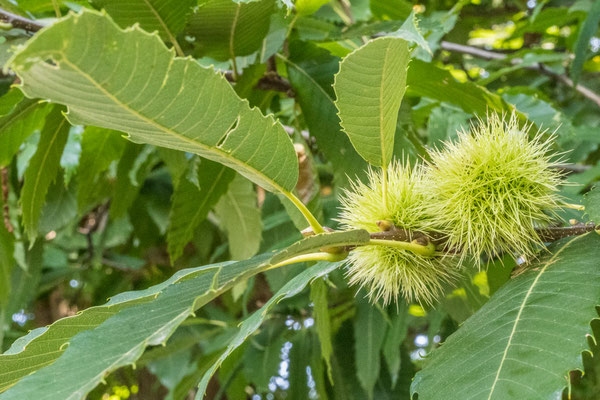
[284,190,325,234]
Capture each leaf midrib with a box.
[379,43,391,167]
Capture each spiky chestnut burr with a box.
[424,112,563,264]
[338,162,459,305]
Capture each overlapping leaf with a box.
[20,106,70,241]
[283,41,367,187]
[195,261,341,398]
[334,37,410,167]
[570,0,600,84]
[354,297,387,399]
[411,233,600,400]
[92,0,195,52]
[215,173,263,260]
[0,90,50,166]
[167,159,235,262]
[8,10,298,194]
[0,229,368,397]
[407,59,509,115]
[187,0,275,60]
[76,126,126,212]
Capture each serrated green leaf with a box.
[283,41,367,187]
[407,59,510,115]
[195,261,341,399]
[215,174,262,260]
[584,186,600,223]
[288,330,314,400]
[391,10,432,55]
[76,126,126,212]
[243,322,287,393]
[354,297,387,399]
[0,92,51,167]
[9,10,298,194]
[334,37,410,167]
[92,0,195,51]
[110,143,156,218]
[167,159,235,262]
[295,0,330,16]
[188,0,275,61]
[382,302,408,388]
[0,253,270,400]
[310,278,333,383]
[3,241,43,339]
[20,106,70,241]
[570,0,600,84]
[0,230,359,395]
[411,233,600,400]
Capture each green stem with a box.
[283,190,325,234]
[51,0,61,18]
[268,251,348,270]
[563,203,585,211]
[369,238,436,257]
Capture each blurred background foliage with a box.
[0,0,599,399]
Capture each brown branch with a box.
[440,41,600,109]
[368,221,598,247]
[0,8,44,33]
[1,167,12,233]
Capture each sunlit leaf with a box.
[9,10,298,194]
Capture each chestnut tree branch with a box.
[440,41,600,109]
[369,221,598,246]
[0,8,44,32]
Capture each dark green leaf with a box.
[382,303,408,388]
[334,37,410,167]
[407,60,510,116]
[0,92,51,167]
[167,159,235,262]
[283,41,368,187]
[92,0,195,52]
[20,106,70,241]
[214,173,262,260]
[188,0,275,61]
[354,297,387,399]
[76,126,126,212]
[584,186,600,223]
[195,261,341,398]
[310,277,333,382]
[110,143,156,218]
[570,0,600,84]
